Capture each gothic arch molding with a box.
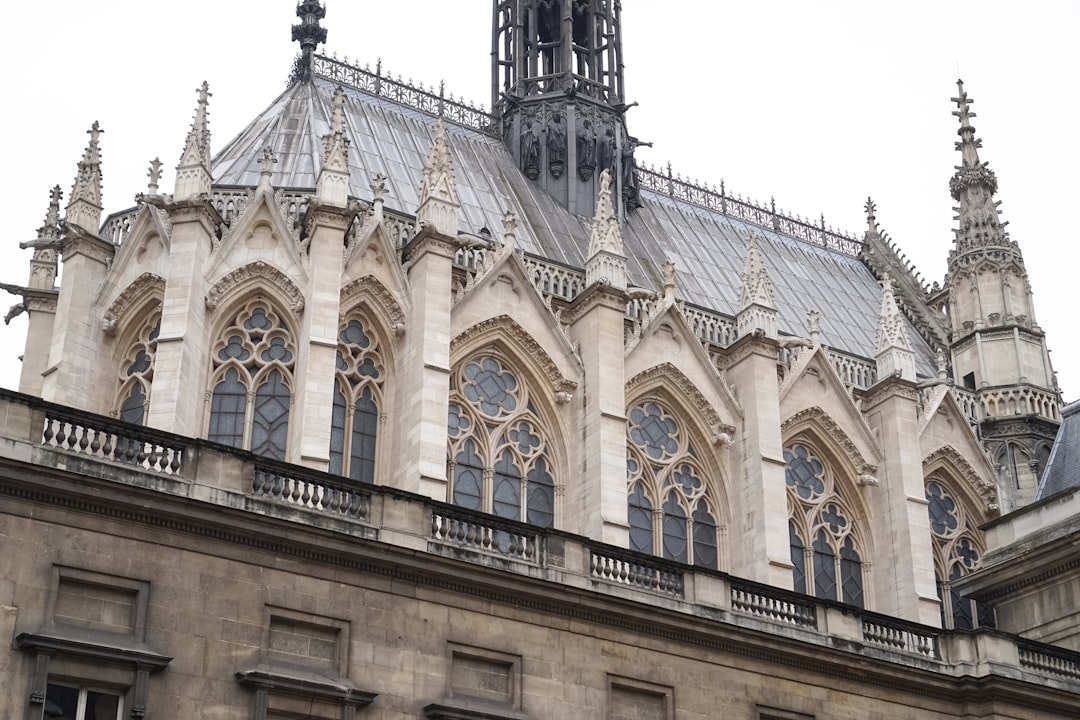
[450,315,577,397]
[782,406,879,479]
[340,275,406,340]
[204,261,305,315]
[923,445,999,513]
[625,362,736,441]
[102,273,166,336]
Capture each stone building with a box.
[1,2,1078,719]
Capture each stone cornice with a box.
[861,376,920,410]
[165,196,224,234]
[302,197,359,238]
[403,226,457,262]
[722,332,780,369]
[60,226,115,265]
[562,280,627,324]
[450,314,577,394]
[205,261,305,314]
[2,464,1078,715]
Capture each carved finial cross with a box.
[502,208,518,250]
[806,308,821,345]
[147,158,163,193]
[864,196,877,233]
[951,78,976,127]
[662,257,676,298]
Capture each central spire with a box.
[492,0,639,218]
[291,0,327,84]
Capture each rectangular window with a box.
[44,684,123,720]
[608,677,673,720]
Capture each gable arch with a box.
[782,406,878,480]
[923,445,998,516]
[205,261,305,315]
[340,276,406,350]
[102,273,166,336]
[451,314,577,398]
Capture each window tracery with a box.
[207,302,295,460]
[626,401,720,570]
[447,354,555,527]
[329,317,385,482]
[785,442,866,607]
[925,478,994,629]
[115,313,161,426]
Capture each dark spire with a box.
[291,1,327,84]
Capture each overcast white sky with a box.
[0,1,1076,401]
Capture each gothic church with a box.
[1,2,1077,719]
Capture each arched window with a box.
[329,318,385,482]
[785,443,866,607]
[926,479,994,629]
[447,354,555,528]
[626,400,721,570]
[208,303,295,460]
[115,314,161,425]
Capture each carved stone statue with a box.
[576,118,596,180]
[547,114,566,178]
[596,125,615,180]
[521,117,541,180]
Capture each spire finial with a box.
[175,83,213,199]
[952,78,975,129]
[947,80,1008,252]
[415,118,460,236]
[806,308,821,346]
[736,231,777,339]
[65,121,104,233]
[875,273,915,380]
[292,1,327,83]
[315,88,350,205]
[585,169,627,289]
[147,158,163,194]
[864,196,877,234]
[41,185,63,238]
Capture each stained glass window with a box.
[447,354,556,527]
[329,318,385,482]
[785,442,865,607]
[208,303,295,458]
[925,479,993,629]
[115,314,160,425]
[626,400,722,570]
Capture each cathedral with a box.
[1,2,1078,719]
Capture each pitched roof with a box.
[1036,400,1080,500]
[212,71,935,372]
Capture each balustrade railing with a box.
[730,579,817,629]
[100,207,138,245]
[862,616,939,659]
[828,350,877,388]
[251,464,371,520]
[636,166,863,257]
[430,507,538,562]
[312,55,498,135]
[41,408,184,476]
[949,387,981,424]
[1018,641,1080,682]
[589,546,684,598]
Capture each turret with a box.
[943,80,1061,509]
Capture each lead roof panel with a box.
[212,77,936,375]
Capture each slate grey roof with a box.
[212,75,935,373]
[1036,400,1080,500]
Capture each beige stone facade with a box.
[1,2,1077,719]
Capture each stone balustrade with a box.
[5,387,1077,691]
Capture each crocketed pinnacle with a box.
[737,232,775,312]
[179,82,212,170]
[876,274,912,354]
[39,186,63,239]
[65,122,104,233]
[415,118,460,236]
[949,79,1009,252]
[321,87,350,174]
[587,169,623,259]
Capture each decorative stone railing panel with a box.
[41,409,184,476]
[589,546,684,598]
[828,350,877,388]
[730,579,817,629]
[1019,641,1080,682]
[430,507,538,562]
[949,387,981,424]
[979,385,1061,422]
[862,616,940,659]
[101,208,137,245]
[251,464,371,520]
